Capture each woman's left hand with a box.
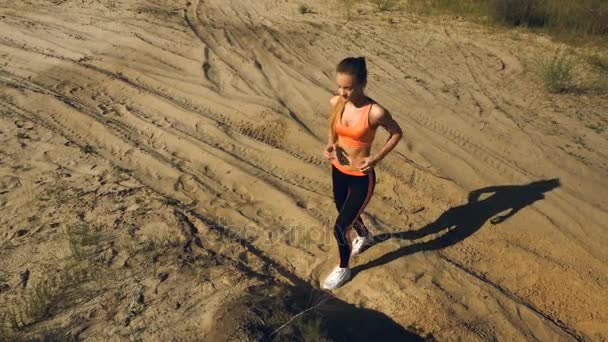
[356,156,377,172]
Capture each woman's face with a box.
[336,72,363,102]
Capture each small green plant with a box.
[81,144,96,154]
[296,316,330,342]
[269,291,331,340]
[298,4,314,14]
[16,132,30,139]
[369,0,400,12]
[540,48,581,93]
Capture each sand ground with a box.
[1,0,607,340]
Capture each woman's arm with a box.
[327,95,339,145]
[323,96,340,161]
[370,106,402,164]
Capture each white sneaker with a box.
[321,266,351,290]
[351,235,372,257]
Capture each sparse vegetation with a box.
[589,77,608,94]
[160,197,179,206]
[210,284,333,341]
[297,316,331,342]
[298,4,314,14]
[536,48,608,94]
[113,164,132,174]
[65,223,98,261]
[402,0,490,17]
[403,0,608,37]
[539,48,582,93]
[43,182,72,206]
[81,143,96,154]
[3,260,92,332]
[0,271,8,284]
[370,0,401,12]
[492,0,608,35]
[2,217,123,338]
[135,5,178,17]
[587,52,608,74]
[113,164,133,181]
[140,238,173,264]
[271,308,331,341]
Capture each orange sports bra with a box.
[335,102,377,148]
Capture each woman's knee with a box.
[333,220,350,239]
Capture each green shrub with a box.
[540,48,581,93]
[297,316,331,342]
[491,0,547,27]
[81,144,96,154]
[370,0,401,11]
[492,0,608,34]
[405,0,608,36]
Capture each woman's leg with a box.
[333,170,376,268]
[332,165,371,238]
[332,164,349,211]
[351,216,370,238]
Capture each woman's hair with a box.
[337,56,367,85]
[328,56,368,142]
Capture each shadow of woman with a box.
[351,178,561,277]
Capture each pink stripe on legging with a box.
[344,170,376,266]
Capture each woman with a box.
[321,56,403,290]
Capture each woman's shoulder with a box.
[367,97,385,113]
[367,99,390,123]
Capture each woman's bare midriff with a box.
[335,143,372,173]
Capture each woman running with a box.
[321,56,403,290]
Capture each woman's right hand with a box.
[324,143,336,161]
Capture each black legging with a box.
[332,164,376,268]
